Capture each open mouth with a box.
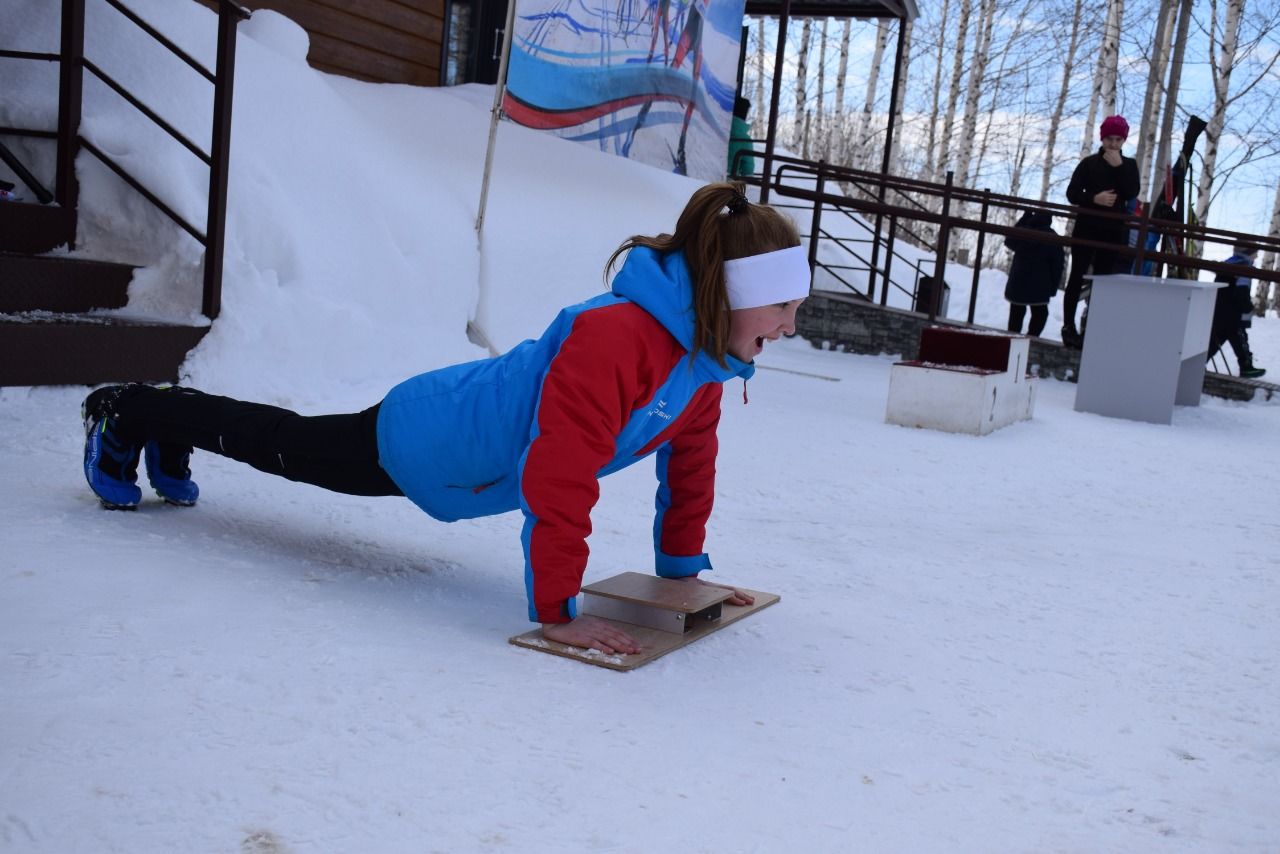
[756,336,765,350]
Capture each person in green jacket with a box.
[728,96,756,178]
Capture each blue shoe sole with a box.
[144,441,199,507]
[84,420,141,509]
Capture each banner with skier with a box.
[501,0,746,181]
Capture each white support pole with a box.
[475,0,520,240]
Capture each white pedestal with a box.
[1074,274,1223,425]
[886,330,1035,435]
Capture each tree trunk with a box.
[923,0,951,182]
[816,18,829,159]
[1150,0,1195,201]
[1136,0,1176,198]
[753,17,767,138]
[888,19,913,175]
[1078,21,1105,159]
[853,18,891,170]
[1260,181,1280,313]
[1194,0,1245,227]
[1098,0,1125,116]
[972,3,1028,188]
[794,19,812,150]
[936,0,973,182]
[832,19,851,162]
[1040,0,1085,201]
[953,0,996,188]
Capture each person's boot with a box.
[1240,361,1267,379]
[1061,324,1083,349]
[82,385,143,510]
[144,440,199,506]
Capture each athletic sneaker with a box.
[144,440,199,506]
[82,385,142,510]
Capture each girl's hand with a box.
[674,575,756,606]
[542,615,641,655]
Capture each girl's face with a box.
[727,298,804,362]
[1101,134,1125,153]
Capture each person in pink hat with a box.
[1061,114,1140,348]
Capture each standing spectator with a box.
[728,96,756,178]
[1061,115,1140,348]
[1003,210,1065,337]
[1208,244,1266,378]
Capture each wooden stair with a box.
[0,202,209,387]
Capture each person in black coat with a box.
[1061,114,1141,347]
[1208,244,1266,378]
[1004,210,1065,336]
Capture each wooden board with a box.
[509,574,780,671]
[581,571,730,612]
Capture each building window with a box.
[444,1,472,86]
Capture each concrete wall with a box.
[794,291,1268,402]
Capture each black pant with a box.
[1206,300,1255,372]
[1063,243,1121,330]
[1008,304,1049,337]
[112,386,403,497]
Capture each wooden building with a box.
[196,0,509,87]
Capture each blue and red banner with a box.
[503,0,746,181]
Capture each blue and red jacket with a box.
[376,248,754,622]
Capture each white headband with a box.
[723,245,812,310]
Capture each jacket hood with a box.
[610,247,755,381]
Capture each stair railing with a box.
[0,0,250,320]
[746,151,1280,325]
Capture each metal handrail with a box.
[770,163,932,303]
[743,150,1280,325]
[82,58,212,165]
[0,0,249,319]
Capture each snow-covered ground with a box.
[3,3,1279,852]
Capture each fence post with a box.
[203,3,242,320]
[880,214,898,306]
[759,0,791,205]
[1132,196,1155,276]
[808,160,826,281]
[866,171,885,302]
[56,0,85,214]
[929,171,954,320]
[968,188,990,324]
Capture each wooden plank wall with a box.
[195,0,445,86]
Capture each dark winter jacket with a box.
[1003,211,1065,306]
[1213,252,1256,330]
[1066,149,1140,242]
[376,248,754,624]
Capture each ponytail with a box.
[605,182,800,365]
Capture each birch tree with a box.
[1040,0,1086,200]
[1150,0,1194,198]
[852,18,891,170]
[1098,0,1124,116]
[953,0,997,188]
[922,0,951,182]
[1194,0,1247,225]
[1136,0,1176,198]
[753,17,766,138]
[935,0,973,182]
[888,19,913,174]
[1258,182,1280,312]
[816,18,829,158]
[833,19,851,163]
[1078,0,1125,159]
[793,19,811,149]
